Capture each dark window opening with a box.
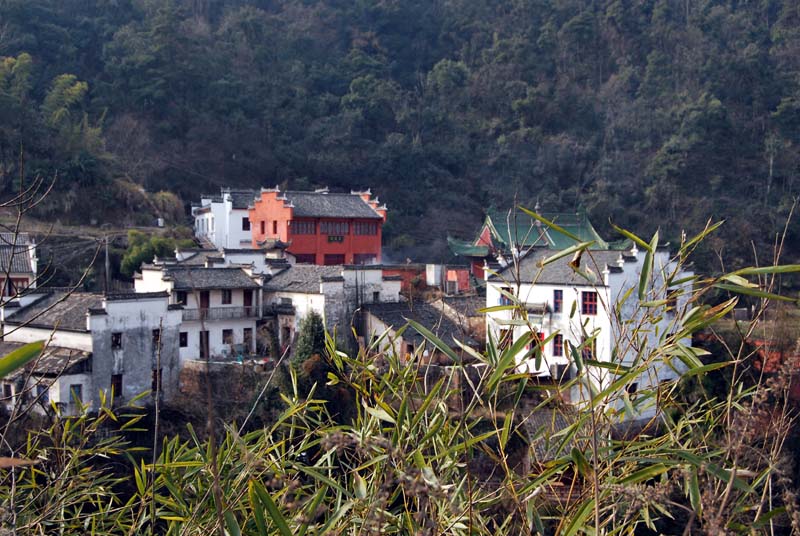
[175,291,187,305]
[3,383,13,398]
[200,331,210,359]
[553,334,564,357]
[179,332,188,348]
[272,220,278,234]
[581,291,598,315]
[260,220,265,235]
[373,291,380,302]
[242,217,250,231]
[290,220,316,235]
[553,289,563,313]
[36,383,48,403]
[151,369,162,393]
[111,332,122,349]
[111,374,123,397]
[223,329,234,345]
[324,254,345,265]
[221,289,232,304]
[243,328,253,349]
[294,254,315,264]
[152,329,161,351]
[70,384,83,404]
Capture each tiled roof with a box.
[4,291,103,332]
[224,188,258,209]
[176,250,220,266]
[488,248,624,286]
[0,232,32,246]
[0,245,33,272]
[364,301,477,347]
[486,208,610,250]
[283,191,383,219]
[263,265,342,293]
[3,342,91,380]
[440,295,486,318]
[163,267,260,290]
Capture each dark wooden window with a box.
[272,221,278,234]
[111,374,123,397]
[581,291,598,315]
[175,291,187,305]
[294,254,315,264]
[290,220,316,235]
[320,221,349,235]
[242,217,250,231]
[553,334,564,357]
[354,221,378,235]
[70,384,83,403]
[200,331,210,359]
[553,289,563,313]
[3,383,12,398]
[111,332,122,349]
[223,329,234,344]
[179,332,188,348]
[221,289,232,304]
[324,254,345,265]
[260,220,265,234]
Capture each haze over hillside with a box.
[1,0,799,268]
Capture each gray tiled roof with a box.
[224,189,258,209]
[4,291,103,332]
[176,250,221,266]
[263,265,342,293]
[163,267,260,290]
[283,192,382,219]
[3,342,91,380]
[441,295,485,317]
[364,301,477,347]
[0,245,33,273]
[0,232,31,246]
[489,248,624,286]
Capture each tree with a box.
[291,310,326,370]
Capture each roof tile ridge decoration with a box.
[105,291,170,301]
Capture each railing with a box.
[182,306,258,321]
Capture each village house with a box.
[134,264,263,361]
[1,290,181,415]
[0,232,38,299]
[484,243,692,420]
[248,187,386,265]
[261,263,401,353]
[192,188,258,250]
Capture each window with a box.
[581,337,596,361]
[36,383,48,403]
[498,329,512,350]
[260,220,265,234]
[70,384,83,404]
[152,369,162,393]
[324,254,345,265]
[223,329,234,345]
[320,221,349,235]
[221,289,232,304]
[553,289,563,313]
[242,217,250,231]
[294,254,315,264]
[179,332,188,348]
[111,332,122,349]
[272,220,278,234]
[405,343,414,356]
[372,291,380,302]
[498,287,513,306]
[553,334,564,357]
[175,291,187,305]
[152,329,161,350]
[581,291,598,315]
[290,220,316,235]
[200,331,209,359]
[243,328,253,349]
[3,383,13,398]
[354,221,378,235]
[527,332,545,354]
[111,374,123,397]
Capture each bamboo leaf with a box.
[252,480,293,536]
[0,340,44,378]
[518,206,583,242]
[405,318,460,363]
[539,241,595,266]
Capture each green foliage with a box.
[119,230,193,277]
[291,311,326,369]
[0,341,44,379]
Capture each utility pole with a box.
[104,236,110,294]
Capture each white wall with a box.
[179,317,257,361]
[266,291,326,332]
[2,325,93,351]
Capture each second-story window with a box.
[175,291,187,305]
[221,289,232,305]
[320,221,349,235]
[260,221,265,235]
[581,291,598,315]
[242,217,250,231]
[354,221,378,235]
[553,289,563,313]
[111,332,123,350]
[553,334,564,357]
[291,220,316,235]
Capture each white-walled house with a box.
[192,188,257,250]
[262,264,402,353]
[1,290,181,415]
[135,264,263,361]
[485,245,692,419]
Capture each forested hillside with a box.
[1,0,799,267]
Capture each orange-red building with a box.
[249,187,386,265]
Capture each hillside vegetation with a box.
[1,0,799,267]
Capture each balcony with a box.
[182,306,258,321]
